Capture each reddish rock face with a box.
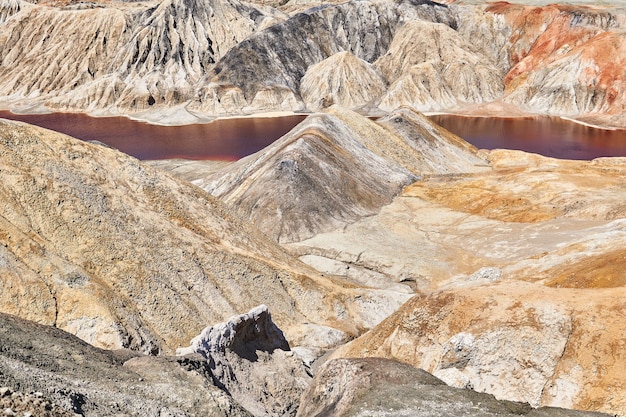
[484,2,626,122]
[488,2,615,84]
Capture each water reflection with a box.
[430,115,626,160]
[0,111,624,161]
[0,111,306,161]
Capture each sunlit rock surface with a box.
[300,51,386,111]
[0,118,409,354]
[333,281,626,415]
[288,149,626,288]
[297,357,611,417]
[487,2,626,127]
[0,312,253,416]
[196,106,486,244]
[297,149,626,415]
[0,0,284,115]
[177,305,310,417]
[375,18,504,112]
[1,0,626,126]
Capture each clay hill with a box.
[1,309,611,417]
[1,103,625,415]
[196,105,486,243]
[1,0,626,413]
[150,105,626,416]
[0,117,412,356]
[0,0,624,127]
[315,149,626,415]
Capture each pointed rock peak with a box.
[176,305,290,359]
[203,107,418,243]
[301,52,386,111]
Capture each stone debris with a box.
[177,305,311,417]
[0,387,74,417]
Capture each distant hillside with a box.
[0,0,624,127]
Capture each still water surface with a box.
[430,114,626,160]
[0,111,306,161]
[1,111,625,161]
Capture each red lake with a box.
[1,111,625,161]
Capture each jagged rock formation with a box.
[190,0,457,115]
[300,51,386,111]
[0,312,252,416]
[2,0,626,126]
[197,106,486,244]
[488,2,626,127]
[333,281,626,415]
[297,357,611,417]
[375,18,505,111]
[0,118,409,354]
[279,148,626,415]
[177,305,310,417]
[0,0,284,115]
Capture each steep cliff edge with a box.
[2,0,625,126]
[489,2,626,127]
[0,0,284,115]
[190,0,458,115]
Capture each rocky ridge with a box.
[299,51,386,111]
[287,149,626,289]
[177,305,310,417]
[196,105,486,244]
[138,107,626,415]
[333,281,626,415]
[297,357,611,417]
[2,306,613,417]
[2,0,626,126]
[375,18,505,112]
[0,311,253,416]
[285,147,626,415]
[491,2,626,126]
[0,117,409,355]
[0,0,284,115]
[190,0,458,115]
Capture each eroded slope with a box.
[333,281,626,415]
[0,118,408,354]
[197,106,486,244]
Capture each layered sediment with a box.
[197,106,486,243]
[0,118,409,355]
[1,0,625,126]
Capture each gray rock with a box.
[201,105,485,243]
[296,357,612,417]
[0,312,252,417]
[177,305,311,417]
[193,0,457,114]
[0,117,403,356]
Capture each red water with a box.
[1,111,624,161]
[0,111,306,161]
[430,115,626,160]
